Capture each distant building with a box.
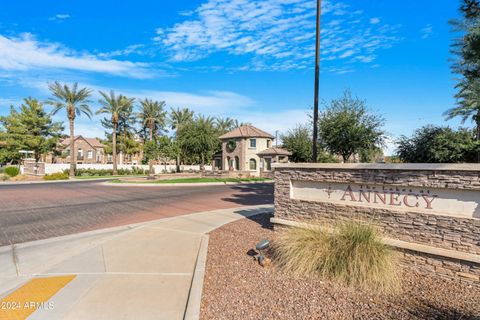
[45,135,143,165]
[217,125,291,177]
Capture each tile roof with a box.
[219,125,274,139]
[257,147,292,156]
[60,136,105,148]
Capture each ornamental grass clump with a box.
[272,220,399,294]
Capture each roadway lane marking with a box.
[0,275,75,319]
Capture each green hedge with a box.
[44,172,69,180]
[66,167,147,177]
[4,166,20,177]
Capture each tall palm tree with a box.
[138,99,167,175]
[445,79,480,162]
[215,117,236,134]
[47,82,92,177]
[169,108,194,171]
[169,108,194,132]
[97,90,135,175]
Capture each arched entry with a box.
[226,157,231,170]
[234,156,240,170]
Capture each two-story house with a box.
[53,136,107,164]
[217,125,291,177]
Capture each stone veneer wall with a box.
[273,163,480,282]
[399,249,480,284]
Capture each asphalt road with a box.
[0,181,273,246]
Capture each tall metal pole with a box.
[312,0,322,162]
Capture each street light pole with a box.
[312,0,322,162]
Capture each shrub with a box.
[272,220,399,294]
[4,166,20,177]
[0,173,9,181]
[44,172,69,180]
[70,167,146,177]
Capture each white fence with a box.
[43,163,212,174]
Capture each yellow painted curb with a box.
[0,275,76,320]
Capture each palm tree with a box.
[233,119,251,128]
[169,108,194,132]
[444,79,480,162]
[97,91,135,175]
[47,82,92,177]
[138,99,167,175]
[215,117,236,134]
[169,108,194,171]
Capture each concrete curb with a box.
[0,178,114,186]
[184,235,209,320]
[101,180,274,187]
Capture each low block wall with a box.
[41,164,212,174]
[273,163,480,283]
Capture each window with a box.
[87,150,93,159]
[249,158,257,170]
[265,158,272,171]
[77,148,83,158]
[250,139,256,148]
[267,140,271,148]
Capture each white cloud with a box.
[48,14,71,21]
[0,33,152,78]
[0,98,21,108]
[154,0,400,72]
[421,24,433,39]
[98,44,145,58]
[24,79,254,115]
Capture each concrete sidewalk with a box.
[0,205,273,320]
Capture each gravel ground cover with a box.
[200,213,480,320]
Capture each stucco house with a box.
[50,136,107,164]
[45,135,143,165]
[217,125,291,177]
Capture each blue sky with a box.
[0,0,466,154]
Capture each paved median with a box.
[0,205,273,320]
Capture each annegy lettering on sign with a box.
[337,185,436,210]
[291,180,480,219]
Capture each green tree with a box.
[317,90,385,162]
[281,124,338,163]
[46,82,92,177]
[446,0,480,161]
[215,117,236,134]
[178,116,218,169]
[157,136,177,171]
[97,91,135,175]
[0,98,64,163]
[396,125,478,163]
[138,99,167,175]
[102,99,141,165]
[169,107,194,171]
[281,125,313,162]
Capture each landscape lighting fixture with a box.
[256,238,270,264]
[256,239,270,251]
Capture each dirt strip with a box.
[200,213,480,320]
